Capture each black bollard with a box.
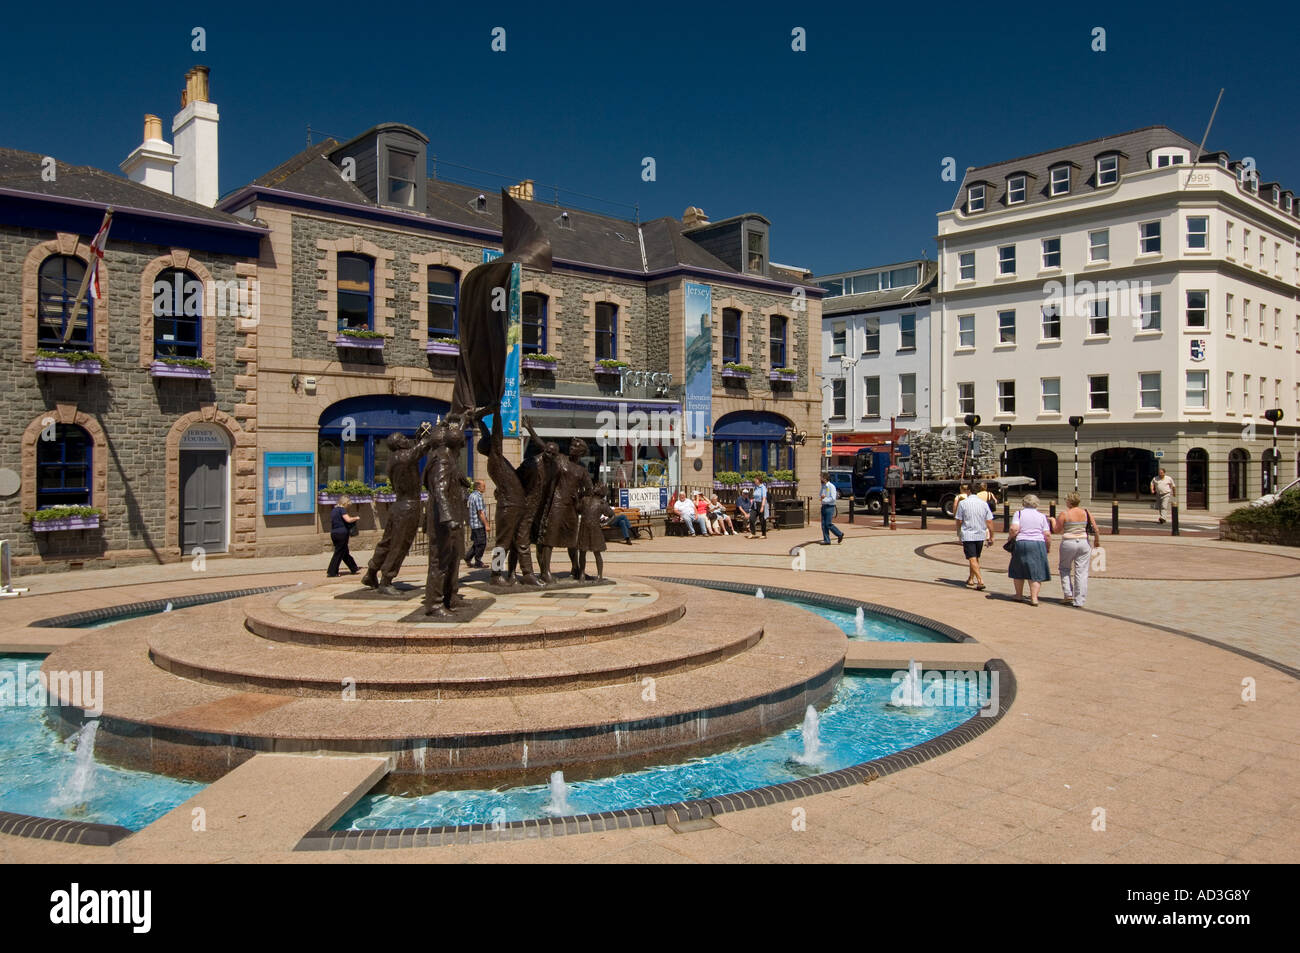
[848,496,855,525]
[920,499,927,529]
[882,500,889,527]
[1111,497,1119,535]
[1171,500,1179,536]
[1002,502,1010,534]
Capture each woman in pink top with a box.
[1007,494,1052,606]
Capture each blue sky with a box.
[3,0,1297,275]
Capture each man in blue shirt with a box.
[820,472,844,545]
[750,478,769,539]
[465,480,490,568]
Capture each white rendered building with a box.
[935,126,1299,511]
[817,260,935,464]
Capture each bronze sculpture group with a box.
[356,191,614,617]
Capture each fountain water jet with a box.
[755,588,765,599]
[57,719,100,809]
[888,659,924,708]
[793,705,822,764]
[854,607,866,636]
[545,770,571,815]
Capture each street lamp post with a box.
[963,413,980,481]
[1068,416,1085,494]
[999,423,1012,477]
[1265,408,1284,493]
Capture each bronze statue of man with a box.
[361,425,438,594]
[536,437,591,583]
[479,412,542,587]
[422,418,469,617]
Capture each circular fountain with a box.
[42,574,846,790]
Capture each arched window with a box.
[1262,448,1280,495]
[769,314,788,367]
[427,266,458,338]
[595,302,617,360]
[522,292,548,354]
[722,308,742,365]
[36,424,91,508]
[713,411,794,476]
[316,395,475,487]
[37,255,93,350]
[153,267,202,359]
[1227,449,1249,501]
[337,254,374,331]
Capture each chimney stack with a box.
[507,179,535,202]
[120,113,178,195]
[173,66,219,207]
[682,206,709,228]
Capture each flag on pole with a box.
[86,208,113,300]
[60,207,112,344]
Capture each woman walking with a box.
[327,494,361,576]
[1007,494,1051,606]
[1053,492,1101,607]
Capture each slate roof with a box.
[235,134,806,283]
[821,260,938,316]
[0,147,258,228]
[950,125,1201,213]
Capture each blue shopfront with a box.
[712,410,794,476]
[316,395,473,487]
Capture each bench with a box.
[602,507,655,541]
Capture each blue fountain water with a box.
[782,600,949,642]
[334,671,986,830]
[0,655,204,830]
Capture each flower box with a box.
[522,356,557,371]
[594,363,627,376]
[317,493,373,505]
[151,360,212,379]
[35,357,102,375]
[336,334,385,349]
[425,339,460,356]
[31,516,100,532]
[721,367,751,380]
[373,492,397,503]
[769,369,798,382]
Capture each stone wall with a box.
[0,226,253,574]
[903,429,998,480]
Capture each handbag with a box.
[347,521,359,538]
[1001,539,1015,554]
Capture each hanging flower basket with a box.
[151,359,212,379]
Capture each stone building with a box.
[212,122,824,557]
[0,100,264,573]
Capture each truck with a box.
[851,445,1036,517]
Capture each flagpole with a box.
[1183,89,1224,190]
[61,207,113,345]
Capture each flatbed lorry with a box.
[851,445,1036,518]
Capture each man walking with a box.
[1150,467,1176,524]
[954,490,995,591]
[465,479,490,568]
[820,472,844,545]
[751,477,769,538]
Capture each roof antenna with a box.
[306,123,311,147]
[1183,88,1224,190]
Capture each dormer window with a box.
[475,194,487,212]
[386,149,418,207]
[1096,155,1119,186]
[1050,165,1070,196]
[1006,176,1026,205]
[746,230,766,272]
[556,211,572,230]
[968,184,985,212]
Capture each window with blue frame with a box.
[337,254,374,331]
[522,292,547,354]
[769,314,788,367]
[595,302,617,360]
[722,308,741,364]
[315,396,474,488]
[427,266,458,338]
[712,411,795,477]
[153,268,202,359]
[36,424,91,508]
[37,255,93,350]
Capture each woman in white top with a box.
[1007,494,1052,606]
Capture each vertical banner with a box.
[501,262,522,437]
[481,250,521,438]
[683,281,712,443]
